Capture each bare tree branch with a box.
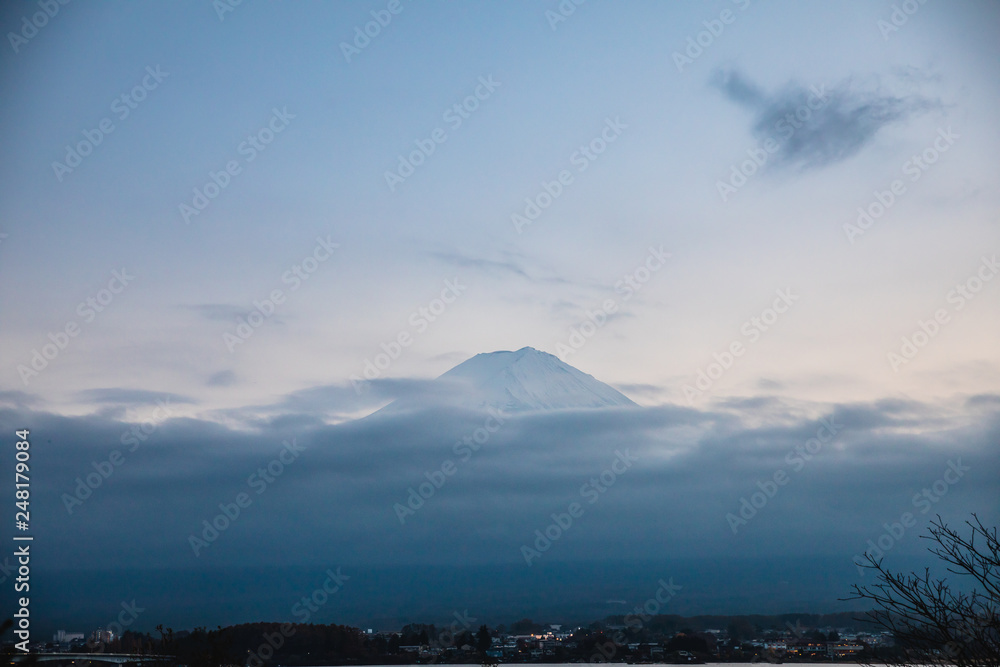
[844,514,1000,667]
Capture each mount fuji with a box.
[377,346,637,414]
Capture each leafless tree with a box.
[847,514,999,667]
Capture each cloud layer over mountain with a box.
[7,383,997,630]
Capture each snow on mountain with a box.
[380,346,637,414]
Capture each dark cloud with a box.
[713,69,766,107]
[0,389,42,409]
[712,69,942,170]
[8,396,996,633]
[966,393,1000,409]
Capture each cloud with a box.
[75,387,197,406]
[206,370,237,387]
[712,69,942,170]
[428,250,534,281]
[208,377,472,429]
[183,303,247,322]
[427,248,577,287]
[966,393,1000,409]
[13,394,997,631]
[0,390,42,409]
[713,69,767,107]
[26,395,997,562]
[280,379,423,414]
[756,378,784,391]
[614,383,667,399]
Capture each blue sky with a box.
[0,0,998,634]
[2,0,998,418]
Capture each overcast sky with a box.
[0,0,998,635]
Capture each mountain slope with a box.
[378,346,637,414]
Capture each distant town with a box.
[4,611,899,665]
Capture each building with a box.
[828,642,865,658]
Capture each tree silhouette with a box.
[847,513,999,667]
[477,624,498,667]
[477,625,493,653]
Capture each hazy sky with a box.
[2,0,998,420]
[1,0,998,634]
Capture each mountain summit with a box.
[429,346,637,413]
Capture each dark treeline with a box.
[39,611,892,666]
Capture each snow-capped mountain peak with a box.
[432,346,637,413]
